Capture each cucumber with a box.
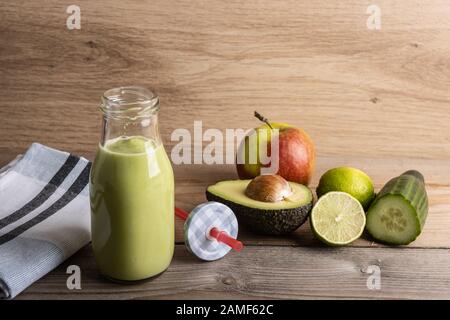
[366,170,428,245]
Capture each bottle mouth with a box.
[101,86,159,119]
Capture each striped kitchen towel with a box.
[0,143,91,299]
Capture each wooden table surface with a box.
[1,1,450,299]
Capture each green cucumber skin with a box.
[367,170,428,244]
[402,170,425,183]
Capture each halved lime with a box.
[311,191,366,246]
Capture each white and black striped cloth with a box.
[0,143,91,299]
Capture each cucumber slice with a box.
[366,195,421,244]
[366,170,428,245]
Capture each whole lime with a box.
[316,167,375,209]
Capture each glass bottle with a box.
[90,86,174,281]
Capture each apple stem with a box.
[254,111,273,130]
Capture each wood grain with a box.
[16,245,450,300]
[1,1,450,161]
[1,0,450,299]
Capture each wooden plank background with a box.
[1,0,450,299]
[17,246,450,300]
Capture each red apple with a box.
[236,116,315,186]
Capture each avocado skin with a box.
[206,190,313,235]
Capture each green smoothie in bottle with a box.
[90,87,174,281]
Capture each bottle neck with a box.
[100,86,161,147]
[101,113,161,146]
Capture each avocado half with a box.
[206,179,313,235]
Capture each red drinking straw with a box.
[175,207,189,220]
[175,207,243,252]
